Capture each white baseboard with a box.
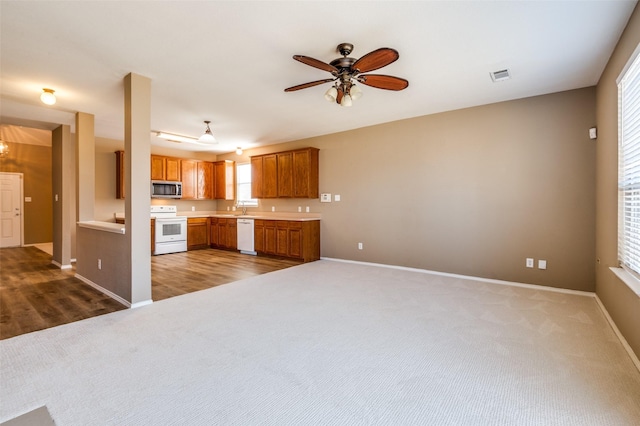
[320,257,640,373]
[321,257,594,297]
[131,299,153,309]
[51,259,72,270]
[74,273,131,308]
[594,295,640,373]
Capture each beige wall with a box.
[595,5,640,358]
[0,131,53,245]
[220,87,597,292]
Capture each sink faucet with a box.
[237,200,247,215]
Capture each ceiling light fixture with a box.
[285,43,408,107]
[155,131,202,144]
[198,120,216,143]
[235,147,243,155]
[40,88,56,105]
[0,139,9,158]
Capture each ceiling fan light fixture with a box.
[349,84,363,100]
[198,120,216,143]
[340,93,353,107]
[40,88,56,105]
[324,86,338,102]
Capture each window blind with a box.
[618,51,640,274]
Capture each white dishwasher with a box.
[237,218,257,255]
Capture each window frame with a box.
[235,162,258,207]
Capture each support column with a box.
[76,113,95,222]
[51,125,74,268]
[124,72,152,306]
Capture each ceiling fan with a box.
[284,43,409,107]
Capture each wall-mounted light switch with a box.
[538,260,547,270]
[526,258,534,268]
[334,194,341,201]
[320,193,331,203]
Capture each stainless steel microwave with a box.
[151,180,182,199]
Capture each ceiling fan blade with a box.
[352,48,399,73]
[293,55,338,73]
[284,78,335,92]
[358,74,409,91]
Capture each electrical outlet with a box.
[526,258,534,268]
[272,206,275,212]
[358,242,363,250]
[306,206,310,213]
[298,206,301,212]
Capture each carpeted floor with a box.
[1,260,639,425]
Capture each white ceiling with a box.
[0,1,636,154]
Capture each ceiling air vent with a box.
[490,69,511,82]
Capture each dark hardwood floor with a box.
[0,246,302,340]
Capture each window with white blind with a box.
[236,163,258,206]
[618,49,640,276]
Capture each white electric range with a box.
[151,206,187,255]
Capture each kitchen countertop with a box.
[114,211,321,222]
[181,211,321,222]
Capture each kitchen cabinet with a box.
[151,155,181,181]
[198,161,214,199]
[250,148,318,199]
[214,160,235,200]
[181,159,198,199]
[251,156,264,199]
[187,217,209,250]
[182,160,214,200]
[293,148,319,198]
[254,219,319,262]
[115,151,125,199]
[277,152,293,197]
[210,217,237,250]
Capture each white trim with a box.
[594,295,640,373]
[74,273,131,308]
[51,259,72,270]
[616,41,640,85]
[131,299,153,309]
[0,172,24,247]
[609,266,640,296]
[321,257,640,373]
[321,257,595,297]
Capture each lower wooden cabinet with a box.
[210,218,237,250]
[187,217,209,250]
[254,219,319,262]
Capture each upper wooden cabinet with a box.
[214,160,235,200]
[181,159,198,199]
[151,155,181,181]
[182,160,215,200]
[250,147,318,199]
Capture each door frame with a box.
[0,172,24,247]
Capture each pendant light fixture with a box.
[40,88,56,105]
[198,120,216,143]
[0,139,9,158]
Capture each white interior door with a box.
[0,173,23,247]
